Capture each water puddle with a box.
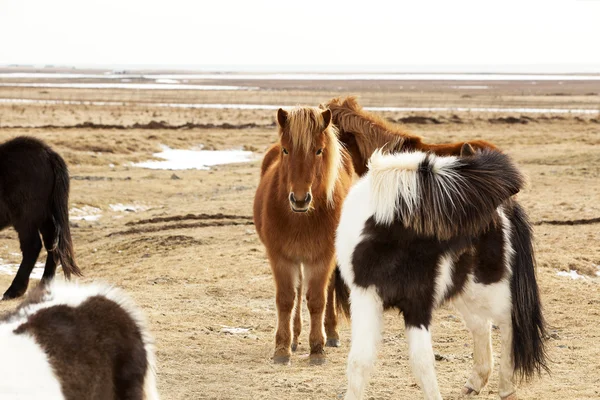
[1,72,600,81]
[1,98,597,115]
[133,146,254,170]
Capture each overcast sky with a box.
[1,0,600,72]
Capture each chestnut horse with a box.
[253,106,353,364]
[324,96,497,176]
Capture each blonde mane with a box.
[283,107,343,206]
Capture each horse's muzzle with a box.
[289,192,312,213]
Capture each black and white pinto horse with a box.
[0,281,159,400]
[336,146,548,400]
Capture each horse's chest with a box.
[269,214,335,262]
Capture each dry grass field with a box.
[0,75,599,399]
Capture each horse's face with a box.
[277,107,332,213]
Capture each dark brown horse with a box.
[253,106,354,364]
[0,136,80,299]
[324,96,497,176]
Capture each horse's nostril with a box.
[289,193,296,203]
[305,193,312,203]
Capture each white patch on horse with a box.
[336,175,374,288]
[406,326,442,400]
[0,328,65,399]
[368,150,426,225]
[433,253,454,306]
[498,206,515,276]
[345,286,384,400]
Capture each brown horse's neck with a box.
[327,96,498,176]
[327,96,421,175]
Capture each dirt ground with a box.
[0,77,599,399]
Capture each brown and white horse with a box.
[336,145,548,400]
[253,106,354,364]
[0,280,159,399]
[325,96,497,176]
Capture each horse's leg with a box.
[304,260,332,365]
[404,313,443,400]
[345,287,383,400]
[292,267,303,352]
[271,256,300,364]
[39,217,58,284]
[3,225,42,300]
[454,296,493,396]
[498,322,517,400]
[324,268,340,347]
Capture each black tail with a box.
[48,151,81,279]
[334,266,351,319]
[508,202,549,381]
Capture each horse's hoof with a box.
[501,393,517,400]
[461,387,479,397]
[273,355,291,365]
[309,353,326,366]
[326,338,341,347]
[2,286,26,300]
[291,342,298,352]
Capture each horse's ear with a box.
[460,143,475,157]
[277,108,288,128]
[321,109,332,130]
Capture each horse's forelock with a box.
[284,107,328,153]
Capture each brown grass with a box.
[0,86,599,399]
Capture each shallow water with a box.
[0,82,256,91]
[1,72,600,81]
[133,146,254,170]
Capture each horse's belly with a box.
[0,328,65,399]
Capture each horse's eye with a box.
[282,148,289,155]
[316,148,323,155]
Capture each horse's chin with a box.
[290,206,310,213]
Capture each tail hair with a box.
[48,151,81,278]
[368,149,524,240]
[508,202,550,381]
[333,266,350,319]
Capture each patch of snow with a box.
[70,206,102,221]
[155,78,180,84]
[133,146,254,170]
[450,85,489,89]
[556,270,586,280]
[0,259,45,280]
[221,326,251,335]
[109,204,149,212]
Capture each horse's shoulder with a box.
[260,144,280,177]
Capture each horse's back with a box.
[0,281,158,400]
